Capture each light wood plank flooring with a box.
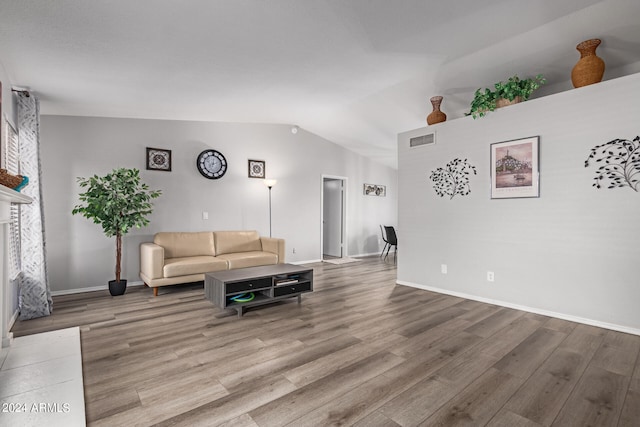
[11,257,640,426]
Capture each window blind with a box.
[4,120,21,280]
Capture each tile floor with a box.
[0,327,86,426]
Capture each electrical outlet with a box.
[487,271,495,282]
[202,211,209,220]
[441,264,447,274]
[292,247,296,254]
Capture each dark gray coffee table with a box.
[204,264,313,317]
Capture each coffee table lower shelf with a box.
[204,264,314,317]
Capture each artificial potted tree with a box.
[72,168,161,296]
[469,74,546,119]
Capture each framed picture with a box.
[248,159,265,178]
[363,184,386,197]
[146,147,171,172]
[490,136,540,199]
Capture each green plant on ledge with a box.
[469,74,546,119]
[469,88,497,119]
[72,168,161,295]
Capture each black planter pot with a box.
[108,279,127,296]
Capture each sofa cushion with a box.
[154,232,215,258]
[163,256,228,278]
[214,230,262,255]
[215,251,278,269]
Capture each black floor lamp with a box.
[264,179,277,237]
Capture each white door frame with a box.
[320,175,348,260]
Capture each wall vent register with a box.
[410,132,435,147]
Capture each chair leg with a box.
[384,244,391,259]
[153,287,158,297]
[380,242,389,257]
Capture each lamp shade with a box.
[263,179,277,188]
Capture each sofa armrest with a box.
[140,242,165,280]
[260,237,285,263]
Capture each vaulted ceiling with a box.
[1,0,639,168]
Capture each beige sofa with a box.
[140,230,285,296]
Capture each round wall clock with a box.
[196,149,227,179]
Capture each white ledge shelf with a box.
[0,185,32,204]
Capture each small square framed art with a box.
[248,159,266,178]
[146,147,172,172]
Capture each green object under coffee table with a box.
[204,264,314,317]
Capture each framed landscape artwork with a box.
[490,136,540,199]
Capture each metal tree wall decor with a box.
[585,136,640,192]
[430,158,477,199]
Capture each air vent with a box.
[409,132,435,147]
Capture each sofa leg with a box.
[153,287,158,297]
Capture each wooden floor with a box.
[12,257,640,426]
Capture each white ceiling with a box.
[1,0,639,168]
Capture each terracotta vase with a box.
[571,39,605,88]
[426,96,446,125]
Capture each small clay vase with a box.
[427,96,446,125]
[571,39,605,88]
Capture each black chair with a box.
[383,226,398,262]
[380,225,390,258]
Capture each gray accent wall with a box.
[398,72,640,333]
[40,117,397,293]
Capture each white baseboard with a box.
[3,310,18,346]
[290,259,322,265]
[50,280,145,296]
[292,254,379,264]
[281,253,386,266]
[351,252,381,258]
[397,280,640,337]
[8,309,18,331]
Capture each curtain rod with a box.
[11,88,30,97]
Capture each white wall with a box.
[40,117,397,293]
[398,72,640,333]
[0,61,19,329]
[0,61,17,128]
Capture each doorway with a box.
[321,176,347,260]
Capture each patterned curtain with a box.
[16,92,51,320]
